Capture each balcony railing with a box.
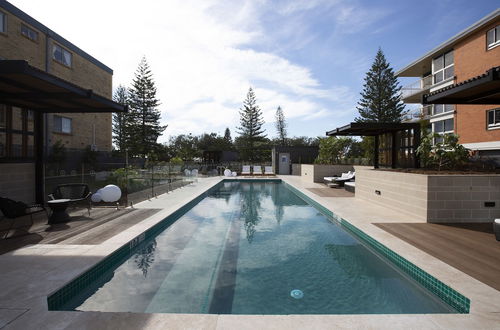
[402,105,433,122]
[401,75,433,100]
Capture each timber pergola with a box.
[423,66,500,105]
[326,122,421,169]
[0,60,127,203]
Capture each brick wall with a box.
[454,18,500,145]
[0,163,35,203]
[0,6,113,152]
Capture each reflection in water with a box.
[324,243,394,278]
[240,183,262,243]
[271,184,284,225]
[134,239,158,277]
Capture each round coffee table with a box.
[47,199,71,224]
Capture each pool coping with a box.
[1,176,499,329]
[50,178,467,313]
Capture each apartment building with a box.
[0,0,124,203]
[397,9,500,160]
[0,0,113,154]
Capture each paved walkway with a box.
[0,176,498,329]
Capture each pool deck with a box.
[0,176,499,329]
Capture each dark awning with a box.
[326,122,421,136]
[423,66,500,105]
[0,60,127,113]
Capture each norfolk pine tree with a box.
[275,105,287,146]
[127,57,167,159]
[356,48,406,123]
[355,48,406,162]
[112,85,130,152]
[237,88,267,161]
[224,127,232,144]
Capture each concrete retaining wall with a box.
[300,164,354,183]
[291,164,302,176]
[355,168,500,223]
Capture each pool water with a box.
[72,181,455,314]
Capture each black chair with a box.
[48,183,92,216]
[0,197,47,239]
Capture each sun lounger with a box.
[252,165,263,175]
[264,166,274,175]
[324,171,355,187]
[344,182,355,193]
[241,165,251,175]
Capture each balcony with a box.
[402,105,432,122]
[401,75,433,103]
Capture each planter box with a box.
[354,167,500,223]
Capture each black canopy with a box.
[423,66,500,105]
[0,60,126,113]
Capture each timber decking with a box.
[375,222,500,291]
[0,207,160,255]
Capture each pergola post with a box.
[414,126,421,169]
[391,131,397,169]
[34,111,45,204]
[374,135,379,169]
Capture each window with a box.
[0,105,35,160]
[53,115,72,134]
[433,118,454,134]
[432,51,454,84]
[487,108,500,129]
[0,11,5,33]
[487,25,500,49]
[52,44,72,67]
[433,104,455,115]
[21,24,38,42]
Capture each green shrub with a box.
[416,133,470,171]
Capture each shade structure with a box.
[0,60,127,113]
[423,66,500,105]
[0,60,126,204]
[327,122,421,137]
[326,122,421,169]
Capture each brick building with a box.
[0,0,124,203]
[397,9,500,161]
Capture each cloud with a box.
[11,0,376,142]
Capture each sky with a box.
[10,0,500,143]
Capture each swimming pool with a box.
[49,180,467,314]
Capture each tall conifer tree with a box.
[356,48,406,123]
[112,85,129,152]
[237,87,267,161]
[224,127,232,144]
[127,57,167,158]
[275,105,287,146]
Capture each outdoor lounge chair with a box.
[0,197,47,239]
[324,171,355,187]
[344,181,355,193]
[241,165,251,175]
[48,183,92,216]
[334,172,355,187]
[264,166,274,175]
[252,165,263,175]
